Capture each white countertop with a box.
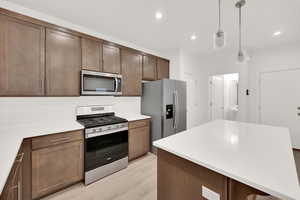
[0,112,150,194]
[0,120,84,194]
[117,113,151,122]
[154,120,300,200]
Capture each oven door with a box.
[81,70,122,96]
[85,130,128,172]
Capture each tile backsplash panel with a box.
[0,96,141,126]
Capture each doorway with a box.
[209,73,239,121]
[259,68,300,149]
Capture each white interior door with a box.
[260,69,300,149]
[211,76,224,120]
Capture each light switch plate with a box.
[202,186,220,200]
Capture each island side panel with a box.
[157,149,228,200]
[228,179,266,200]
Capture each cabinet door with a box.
[157,58,170,80]
[0,14,45,96]
[121,50,142,96]
[102,44,121,74]
[45,29,81,96]
[142,55,157,81]
[32,141,83,199]
[0,147,24,200]
[81,37,102,72]
[128,126,150,161]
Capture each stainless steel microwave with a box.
[81,70,122,96]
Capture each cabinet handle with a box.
[18,181,21,200]
[50,137,71,143]
[10,181,21,200]
[15,153,24,163]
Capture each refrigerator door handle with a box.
[173,90,179,129]
[173,91,176,129]
[175,90,179,129]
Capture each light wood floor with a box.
[43,151,300,200]
[42,153,157,200]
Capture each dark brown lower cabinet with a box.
[128,119,150,161]
[31,138,83,199]
[157,149,267,200]
[0,139,31,200]
[157,149,228,200]
[228,179,266,200]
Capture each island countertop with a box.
[153,120,300,200]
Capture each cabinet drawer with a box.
[129,119,149,129]
[32,130,83,150]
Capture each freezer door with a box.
[175,80,187,133]
[162,79,176,138]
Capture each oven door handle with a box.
[86,127,128,139]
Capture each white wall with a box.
[179,41,300,130]
[179,51,212,128]
[0,1,170,126]
[0,97,141,127]
[177,49,249,128]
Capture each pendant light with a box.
[214,0,226,49]
[235,0,249,63]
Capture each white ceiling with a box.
[5,0,300,55]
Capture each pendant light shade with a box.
[235,0,249,64]
[214,0,226,49]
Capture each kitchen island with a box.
[154,120,300,200]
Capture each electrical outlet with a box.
[202,186,220,200]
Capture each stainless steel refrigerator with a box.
[141,79,187,152]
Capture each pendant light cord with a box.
[239,6,242,51]
[218,0,221,31]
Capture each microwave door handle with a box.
[115,77,118,93]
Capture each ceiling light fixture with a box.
[214,0,226,49]
[273,31,282,37]
[190,34,197,40]
[235,0,249,64]
[155,12,163,20]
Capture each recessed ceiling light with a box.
[273,31,282,37]
[155,12,163,20]
[190,35,197,40]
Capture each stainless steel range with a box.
[76,105,128,185]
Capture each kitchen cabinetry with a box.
[0,140,31,200]
[103,44,121,74]
[45,29,81,96]
[0,14,45,96]
[142,55,157,81]
[121,49,143,96]
[31,130,84,199]
[128,119,150,161]
[157,58,170,80]
[81,37,103,72]
[0,8,170,97]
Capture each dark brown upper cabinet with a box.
[81,37,103,72]
[0,14,45,96]
[142,55,157,81]
[121,49,142,96]
[103,44,121,74]
[45,29,81,96]
[157,58,170,80]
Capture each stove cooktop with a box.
[77,113,128,128]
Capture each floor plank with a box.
[42,153,157,200]
[43,151,300,200]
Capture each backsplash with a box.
[0,96,141,126]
